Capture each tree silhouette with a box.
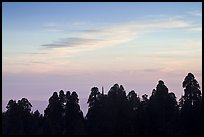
[127,90,141,134]
[86,87,107,134]
[3,98,33,134]
[105,84,131,134]
[59,90,66,110]
[44,92,63,134]
[148,80,179,135]
[179,73,202,135]
[137,94,149,134]
[2,72,202,135]
[64,91,85,134]
[3,100,22,135]
[30,110,44,134]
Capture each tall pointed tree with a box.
[86,87,106,134]
[44,92,63,134]
[148,80,179,134]
[64,91,85,134]
[179,73,202,135]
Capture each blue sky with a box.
[3,2,202,29]
[2,2,202,113]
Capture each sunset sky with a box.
[2,2,202,113]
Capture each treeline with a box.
[2,73,202,135]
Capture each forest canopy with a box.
[2,73,202,135]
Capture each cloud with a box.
[41,37,104,49]
[141,20,190,29]
[146,14,185,21]
[41,17,192,50]
[26,52,48,55]
[188,10,202,16]
[41,43,66,48]
[187,27,202,32]
[143,69,159,72]
[6,16,197,74]
[42,22,63,32]
[36,17,194,65]
[82,29,104,33]
[31,61,48,64]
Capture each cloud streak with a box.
[5,15,200,74]
[143,69,159,72]
[188,10,202,17]
[42,22,63,32]
[41,37,104,49]
[40,17,193,51]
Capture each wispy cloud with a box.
[187,27,202,32]
[41,37,104,49]
[33,18,193,67]
[40,17,192,50]
[82,29,104,33]
[42,22,63,32]
[26,52,48,55]
[143,69,159,72]
[5,15,199,74]
[188,10,202,17]
[146,14,185,21]
[31,61,48,64]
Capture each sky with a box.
[2,2,202,114]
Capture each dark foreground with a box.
[2,73,202,135]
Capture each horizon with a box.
[2,2,202,114]
[2,73,201,115]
